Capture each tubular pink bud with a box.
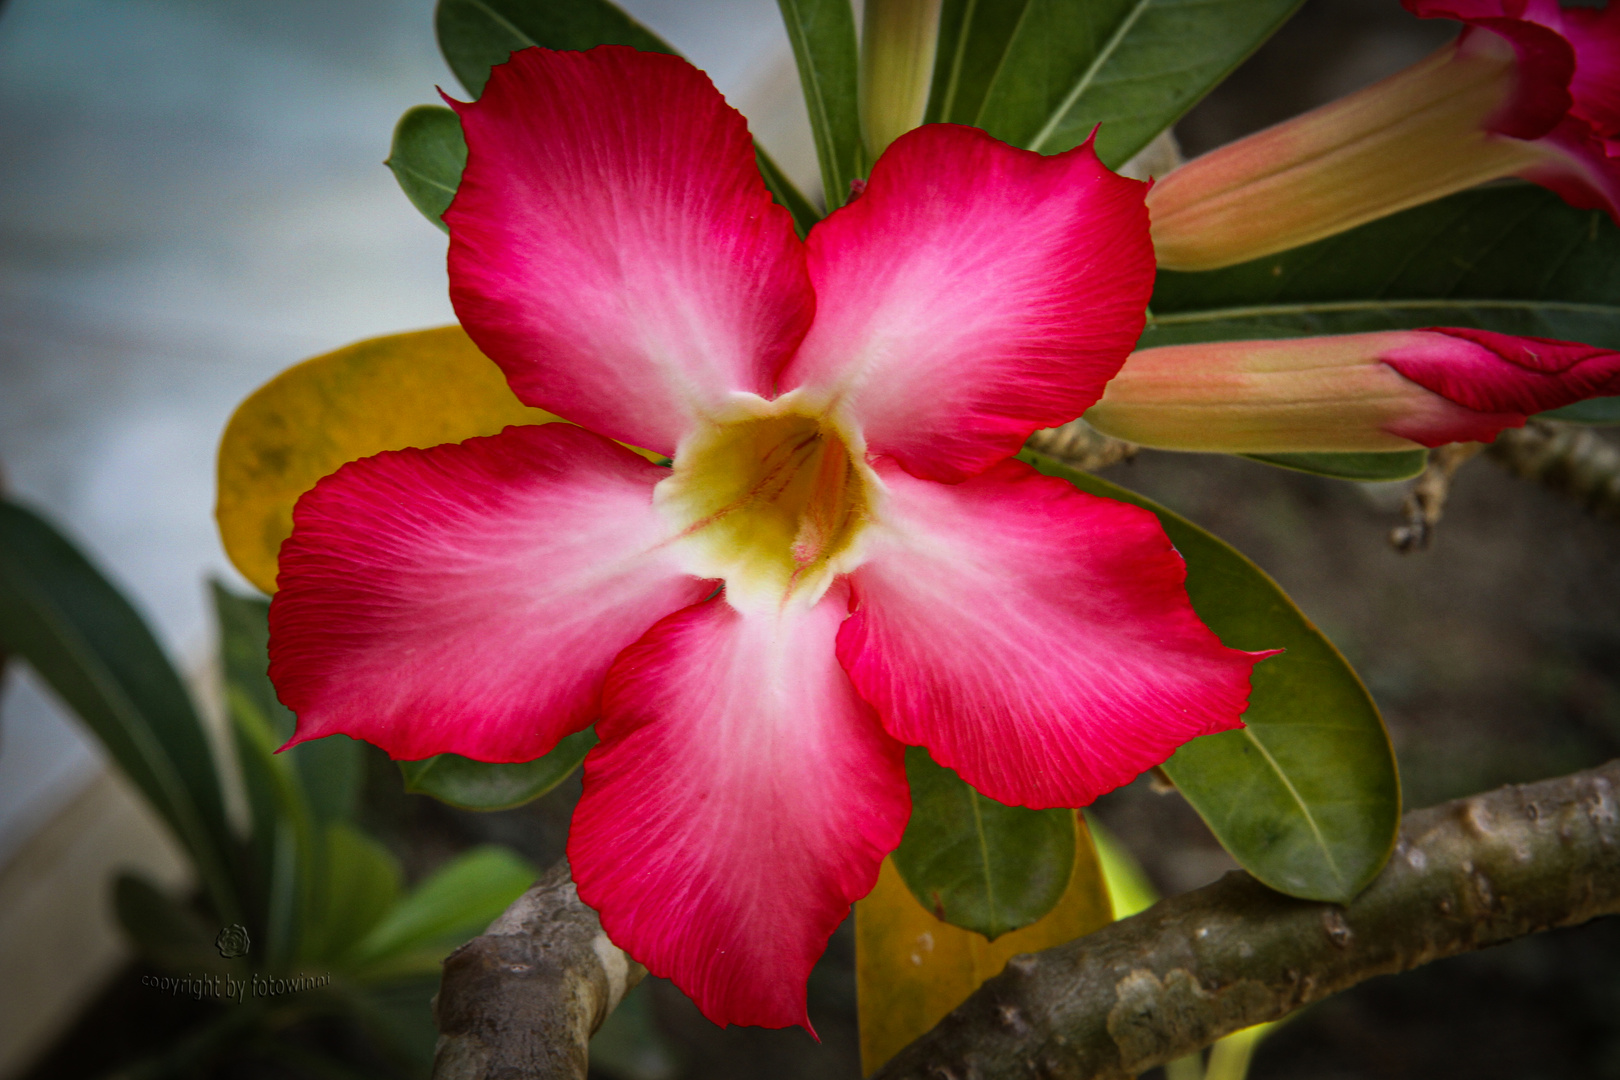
[1085,329,1620,452]
[1146,0,1620,271]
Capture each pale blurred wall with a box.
[0,1,811,1071]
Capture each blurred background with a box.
[0,0,1615,1078]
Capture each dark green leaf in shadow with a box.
[1018,452,1401,903]
[891,746,1075,939]
[776,0,866,208]
[114,873,233,975]
[399,727,597,811]
[386,105,466,233]
[436,0,671,98]
[1542,395,1620,425]
[425,0,822,231]
[0,500,241,923]
[924,0,1031,126]
[1241,450,1428,481]
[1147,185,1620,349]
[974,0,1305,167]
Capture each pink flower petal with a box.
[1402,0,1575,139]
[837,459,1268,810]
[269,425,712,762]
[568,586,909,1031]
[779,125,1154,484]
[445,47,814,457]
[1383,326,1620,425]
[1518,116,1620,221]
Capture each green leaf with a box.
[386,105,466,233]
[974,0,1305,167]
[436,0,671,98]
[213,583,360,827]
[1082,812,1158,920]
[776,0,866,208]
[1542,395,1620,425]
[424,0,823,230]
[1147,184,1620,349]
[0,500,242,924]
[400,727,596,811]
[1241,450,1428,482]
[349,845,536,977]
[114,873,233,974]
[890,746,1075,939]
[302,823,404,966]
[924,0,1031,126]
[1019,452,1401,903]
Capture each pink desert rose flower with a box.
[267,46,1267,1030]
[1088,328,1620,453]
[1148,0,1620,270]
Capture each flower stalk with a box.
[861,0,943,159]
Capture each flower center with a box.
[657,400,874,611]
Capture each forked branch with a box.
[432,760,1620,1080]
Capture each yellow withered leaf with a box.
[216,326,561,594]
[855,812,1112,1074]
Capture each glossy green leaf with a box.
[436,0,671,98]
[1542,395,1620,425]
[0,500,241,924]
[924,0,1031,126]
[386,105,465,233]
[891,746,1075,939]
[114,873,233,975]
[776,0,866,208]
[974,0,1305,167]
[399,727,596,811]
[425,0,822,232]
[1020,452,1400,902]
[1147,184,1620,349]
[1241,450,1428,482]
[350,845,537,978]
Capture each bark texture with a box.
[432,859,644,1080]
[872,759,1620,1080]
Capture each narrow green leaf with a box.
[213,583,360,826]
[1147,185,1620,349]
[924,0,1031,126]
[1542,395,1620,425]
[386,105,466,233]
[349,845,536,977]
[1241,450,1428,482]
[776,0,866,208]
[975,0,1305,167]
[400,727,596,811]
[1020,452,1401,903]
[435,0,671,97]
[0,500,241,924]
[891,746,1075,939]
[424,0,822,231]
